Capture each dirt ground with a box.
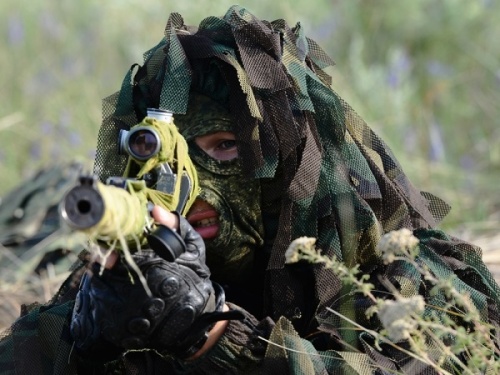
[477,237,500,284]
[456,230,500,284]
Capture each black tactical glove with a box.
[70,214,241,358]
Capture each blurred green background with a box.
[1,0,499,236]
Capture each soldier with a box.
[1,5,499,374]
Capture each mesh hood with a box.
[94,5,457,332]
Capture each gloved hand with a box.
[70,214,237,358]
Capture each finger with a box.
[91,249,119,269]
[151,205,179,229]
[102,250,119,269]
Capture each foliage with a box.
[286,231,500,374]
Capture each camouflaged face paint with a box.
[175,94,233,141]
[188,143,264,284]
[175,94,265,284]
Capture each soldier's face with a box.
[184,130,264,283]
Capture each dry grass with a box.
[0,244,77,332]
[0,268,71,330]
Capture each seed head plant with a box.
[285,229,500,374]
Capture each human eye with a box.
[215,139,237,151]
[194,131,238,161]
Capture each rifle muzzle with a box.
[59,175,105,230]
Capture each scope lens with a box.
[128,129,159,160]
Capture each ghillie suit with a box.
[1,5,499,374]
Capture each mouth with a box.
[186,200,220,240]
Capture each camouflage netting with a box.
[1,5,500,374]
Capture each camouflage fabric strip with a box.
[0,301,78,374]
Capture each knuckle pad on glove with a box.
[70,251,215,354]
